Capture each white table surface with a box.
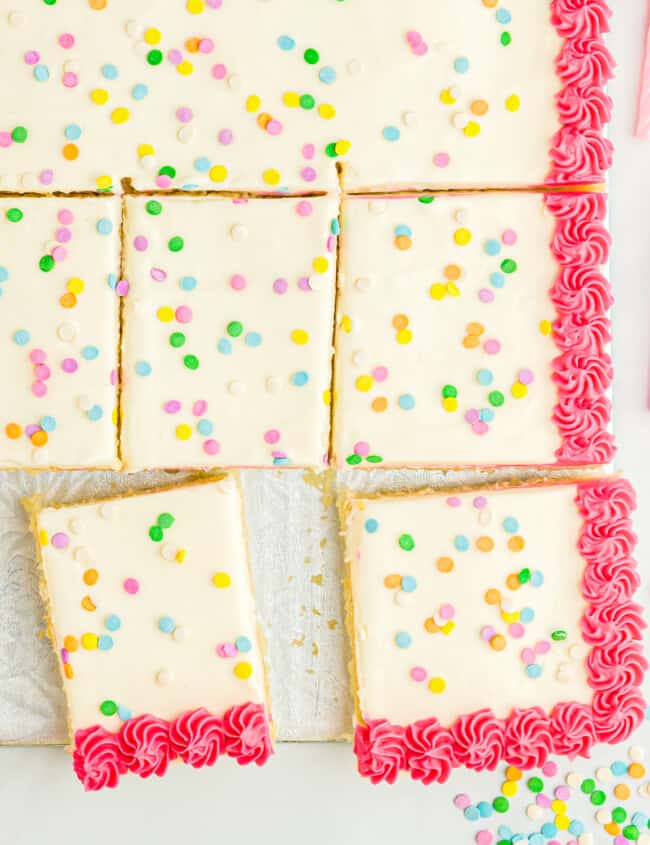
[2,4,650,843]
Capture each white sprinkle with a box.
[124,19,143,38]
[454,208,468,224]
[500,597,515,612]
[32,447,48,465]
[346,59,361,76]
[629,745,645,762]
[173,627,190,643]
[98,502,114,521]
[57,321,78,342]
[595,767,612,782]
[63,60,80,74]
[478,509,492,526]
[569,643,589,660]
[265,376,282,395]
[595,809,611,824]
[76,395,92,412]
[351,350,367,368]
[161,544,177,562]
[308,275,326,292]
[228,381,246,396]
[177,125,195,144]
[156,670,173,686]
[526,804,543,821]
[230,224,248,242]
[452,112,469,130]
[73,546,94,564]
[566,772,581,788]
[394,590,415,608]
[140,154,157,172]
[227,73,242,91]
[402,110,417,128]
[578,834,594,845]
[68,518,84,535]
[449,85,462,99]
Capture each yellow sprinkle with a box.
[502,780,518,797]
[322,389,332,406]
[428,677,446,694]
[157,306,174,323]
[464,121,481,137]
[511,381,528,399]
[111,107,130,124]
[246,94,261,113]
[175,549,186,564]
[340,315,352,333]
[429,283,447,301]
[442,397,458,413]
[209,164,228,183]
[440,88,457,105]
[96,175,112,191]
[177,60,194,76]
[81,633,98,650]
[212,571,231,589]
[234,661,253,680]
[501,611,519,624]
[176,424,192,441]
[313,256,329,274]
[283,91,300,108]
[540,319,552,335]
[38,529,49,547]
[318,103,336,120]
[505,94,521,112]
[440,621,455,636]
[138,143,155,158]
[291,329,309,345]
[111,407,118,426]
[335,139,351,155]
[446,282,460,297]
[454,228,472,246]
[67,277,84,295]
[144,27,161,44]
[554,814,570,831]
[90,88,109,105]
[355,375,373,393]
[186,0,205,13]
[551,800,567,814]
[263,168,281,186]
[396,328,413,344]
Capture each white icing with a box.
[0,1,560,192]
[121,195,337,469]
[346,484,591,726]
[0,197,119,469]
[334,193,562,467]
[37,476,268,731]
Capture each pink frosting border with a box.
[545,190,615,466]
[354,478,646,784]
[72,701,273,791]
[547,0,615,185]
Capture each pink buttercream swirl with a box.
[548,0,615,184]
[354,719,406,784]
[72,702,272,789]
[404,718,455,784]
[549,702,596,759]
[545,193,615,466]
[449,710,505,772]
[503,707,553,770]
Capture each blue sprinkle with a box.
[525,663,542,679]
[98,635,114,651]
[479,408,495,423]
[64,123,82,140]
[101,63,119,80]
[135,360,152,376]
[272,456,290,466]
[158,616,176,634]
[490,271,505,289]
[454,534,470,552]
[14,329,30,346]
[0,267,8,282]
[235,636,252,653]
[132,83,148,100]
[217,338,232,355]
[180,275,197,291]
[180,183,200,191]
[477,369,493,386]
[541,823,557,838]
[40,416,56,433]
[530,570,544,587]
[398,393,415,410]
[395,631,412,649]
[245,331,262,348]
[197,419,214,436]
[364,518,379,534]
[477,801,493,819]
[277,35,296,51]
[330,217,340,236]
[528,835,544,845]
[401,576,417,593]
[632,813,647,828]
[394,224,412,237]
[87,405,103,421]
[107,273,117,290]
[105,614,121,632]
[497,826,513,840]
[503,516,519,533]
[568,820,585,836]
[81,345,99,361]
[454,56,470,74]
[383,125,401,142]
[194,156,211,172]
[496,8,512,24]
[484,239,501,256]
[611,760,628,775]
[118,705,132,721]
[34,64,50,82]
[292,371,309,387]
[463,806,480,822]
[520,607,535,624]
[96,218,113,235]
[511,837,525,844]
[319,66,337,84]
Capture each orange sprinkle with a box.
[485,588,501,605]
[5,422,21,439]
[63,635,79,652]
[384,574,401,589]
[471,100,489,116]
[508,535,525,552]
[83,568,99,586]
[628,764,645,780]
[424,617,440,633]
[436,556,454,573]
[395,235,412,251]
[81,595,96,612]
[89,0,107,8]
[185,37,201,52]
[605,823,621,836]
[490,634,506,651]
[257,112,272,130]
[31,430,47,447]
[62,143,79,161]
[467,322,485,336]
[505,765,522,782]
[506,573,521,590]
[482,0,498,6]
[392,313,409,331]
[614,783,631,799]
[63,664,74,679]
[463,335,481,349]
[59,292,77,308]
[371,397,388,413]
[476,536,494,552]
[444,264,461,281]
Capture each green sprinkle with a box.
[100,699,118,716]
[159,165,176,178]
[590,789,606,806]
[6,208,23,223]
[366,454,383,464]
[149,525,163,542]
[168,236,184,252]
[183,354,199,370]
[442,384,458,399]
[581,778,595,794]
[42,0,57,5]
[11,126,28,143]
[146,200,162,216]
[157,513,175,529]
[613,808,628,824]
[398,533,415,551]
[527,777,543,793]
[551,629,567,641]
[300,94,316,110]
[147,49,163,66]
[488,390,505,407]
[624,825,640,841]
[518,568,531,584]
[39,255,55,272]
[346,454,362,465]
[227,320,243,338]
[169,332,186,348]
[325,142,338,158]
[418,196,434,204]
[501,31,512,46]
[501,258,517,274]
[304,48,320,65]
[493,797,509,813]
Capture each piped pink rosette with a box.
[353,478,646,784]
[548,0,615,185]
[545,191,615,466]
[72,702,273,791]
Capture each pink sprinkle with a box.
[223,642,237,657]
[542,761,558,777]
[110,369,117,386]
[150,267,167,282]
[58,33,75,49]
[115,280,130,296]
[123,578,139,595]
[176,106,193,123]
[439,603,455,621]
[536,793,552,809]
[413,42,429,56]
[230,274,247,291]
[133,235,148,252]
[353,441,369,457]
[410,666,427,682]
[406,30,423,47]
[472,421,489,435]
[51,532,70,549]
[51,245,67,262]
[614,837,627,845]
[30,349,46,365]
[207,0,223,8]
[481,626,496,642]
[266,119,283,136]
[0,132,12,148]
[56,227,72,243]
[296,200,313,217]
[521,647,536,665]
[433,152,450,168]
[302,144,315,160]
[163,401,181,414]
[175,305,192,324]
[211,63,227,80]
[168,49,183,66]
[58,209,74,225]
[39,169,54,185]
[535,640,551,655]
[518,368,534,385]
[203,439,220,455]
[32,381,47,398]
[476,832,493,845]
[34,364,50,381]
[271,450,287,459]
[453,794,471,810]
[554,785,570,801]
[479,288,495,303]
[264,429,280,445]
[509,622,525,638]
[502,229,517,246]
[61,358,78,374]
[273,278,288,295]
[465,409,479,424]
[216,644,227,658]
[298,277,311,292]
[446,496,461,507]
[473,496,487,509]
[218,128,233,145]
[24,50,40,65]
[483,338,501,355]
[372,366,388,382]
[62,72,78,87]
[301,166,317,182]
[192,400,207,417]
[156,175,172,189]
[327,235,337,252]
[61,648,69,663]
[25,424,40,438]
[199,38,215,54]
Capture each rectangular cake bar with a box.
[30,475,273,790]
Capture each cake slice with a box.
[342,477,645,783]
[29,475,273,790]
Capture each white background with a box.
[2,3,650,843]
